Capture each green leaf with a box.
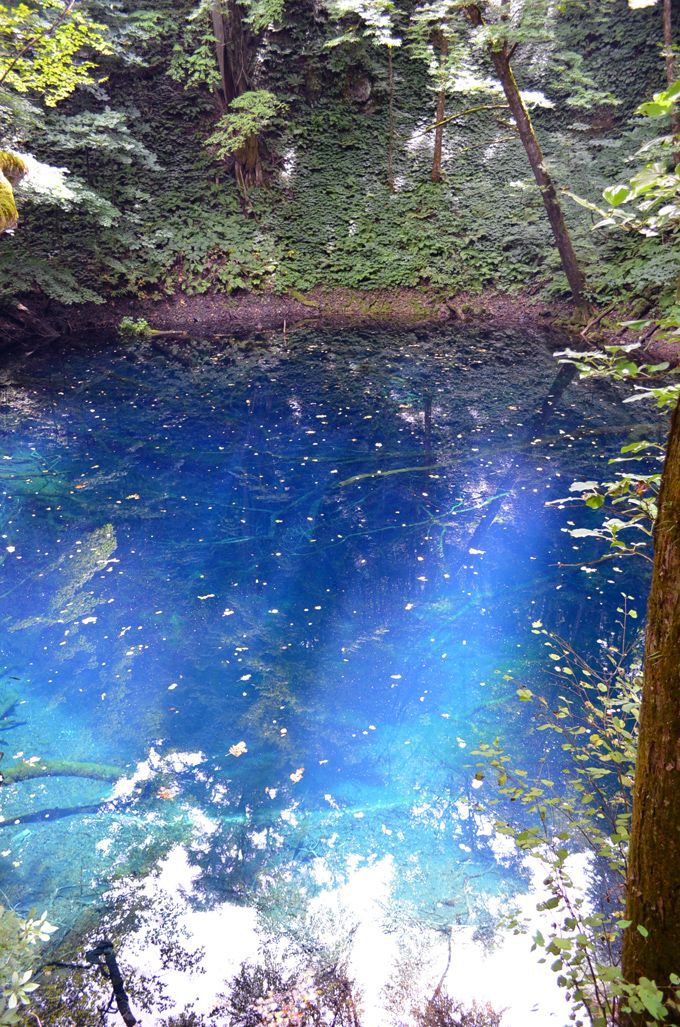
[637,978,667,1018]
[637,101,668,117]
[620,319,653,330]
[603,184,631,207]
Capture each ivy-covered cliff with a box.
[0,0,677,319]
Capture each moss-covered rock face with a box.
[0,172,19,232]
[0,150,28,187]
[0,151,28,233]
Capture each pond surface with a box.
[0,325,651,1017]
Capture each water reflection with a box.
[0,326,650,947]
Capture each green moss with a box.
[287,288,319,308]
[0,152,27,233]
[1,759,122,785]
[0,172,18,233]
[0,150,28,187]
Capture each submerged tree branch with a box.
[0,759,122,785]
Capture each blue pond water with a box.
[0,325,650,939]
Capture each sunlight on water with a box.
[0,326,650,1021]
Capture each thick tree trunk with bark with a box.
[622,399,680,1018]
[463,5,587,306]
[211,0,264,190]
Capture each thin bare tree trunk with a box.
[464,4,587,306]
[387,46,396,191]
[491,46,586,304]
[622,399,680,1022]
[431,31,448,183]
[432,88,446,182]
[663,0,680,164]
[663,0,676,86]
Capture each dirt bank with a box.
[1,286,571,343]
[2,287,676,369]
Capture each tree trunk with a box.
[211,0,253,104]
[463,5,587,306]
[431,89,446,182]
[387,46,396,192]
[490,46,586,305]
[431,31,448,183]
[235,132,264,195]
[622,399,680,1018]
[663,0,680,165]
[211,0,264,190]
[663,0,676,85]
[86,942,137,1027]
[0,759,122,785]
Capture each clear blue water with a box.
[0,326,651,936]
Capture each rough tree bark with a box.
[211,0,264,190]
[463,4,587,306]
[622,398,680,1020]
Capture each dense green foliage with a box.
[0,906,55,1024]
[0,0,677,310]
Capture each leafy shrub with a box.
[118,315,151,336]
[0,906,56,1025]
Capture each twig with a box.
[430,926,453,1004]
[0,0,76,87]
[580,302,619,338]
[419,103,510,135]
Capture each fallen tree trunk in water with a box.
[0,759,122,785]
